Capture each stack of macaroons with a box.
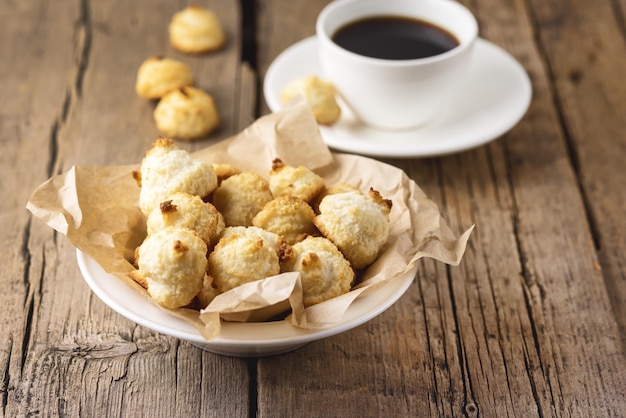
[130,137,392,311]
[134,5,226,140]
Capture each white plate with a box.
[264,36,532,158]
[77,249,417,357]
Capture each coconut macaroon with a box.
[252,196,318,245]
[154,86,220,140]
[218,226,287,257]
[169,5,226,54]
[133,226,207,309]
[281,236,354,307]
[313,189,392,269]
[311,182,361,212]
[212,171,273,227]
[208,233,281,294]
[146,192,223,247]
[269,158,325,202]
[135,56,194,100]
[133,137,218,216]
[280,75,341,125]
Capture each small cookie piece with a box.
[212,172,273,227]
[146,192,222,247]
[135,56,194,100]
[252,196,318,245]
[313,189,392,269]
[154,86,220,140]
[134,226,207,309]
[196,275,221,308]
[169,5,226,54]
[129,268,148,289]
[134,137,218,215]
[281,236,354,307]
[208,233,280,293]
[269,158,325,202]
[211,163,241,185]
[280,75,341,125]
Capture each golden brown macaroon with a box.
[133,226,207,309]
[281,236,354,307]
[313,189,392,269]
[269,158,325,202]
[135,137,218,216]
[252,196,318,245]
[146,192,222,247]
[208,233,280,294]
[135,56,194,100]
[280,75,341,125]
[169,5,226,54]
[154,86,220,140]
[219,226,286,256]
[212,171,273,227]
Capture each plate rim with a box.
[76,249,417,349]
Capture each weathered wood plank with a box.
[0,0,79,416]
[527,0,626,349]
[255,0,626,416]
[479,0,626,411]
[461,0,626,415]
[3,0,253,416]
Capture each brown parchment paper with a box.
[26,100,473,341]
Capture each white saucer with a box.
[264,36,532,158]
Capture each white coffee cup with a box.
[316,0,478,131]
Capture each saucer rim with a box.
[263,36,532,158]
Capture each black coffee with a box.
[332,16,459,60]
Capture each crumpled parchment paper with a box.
[27,100,473,341]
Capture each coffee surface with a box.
[332,16,459,60]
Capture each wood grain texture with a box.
[2,1,252,417]
[526,0,626,348]
[1,0,79,416]
[254,0,626,416]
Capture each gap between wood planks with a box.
[46,0,91,179]
[241,0,260,120]
[240,2,261,417]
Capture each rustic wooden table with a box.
[2,0,625,416]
